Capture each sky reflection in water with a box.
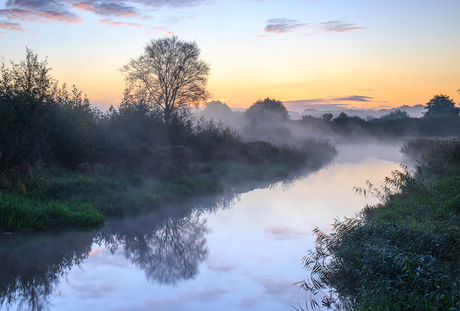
[0,143,403,311]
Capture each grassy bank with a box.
[0,138,337,231]
[298,137,460,311]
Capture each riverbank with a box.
[299,137,460,311]
[0,138,337,231]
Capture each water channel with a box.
[0,142,405,311]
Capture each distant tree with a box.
[423,94,459,117]
[379,109,410,120]
[120,36,211,124]
[246,97,289,123]
[321,113,333,121]
[201,101,233,121]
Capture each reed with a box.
[297,137,460,311]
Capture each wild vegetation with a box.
[0,47,337,231]
[297,137,460,310]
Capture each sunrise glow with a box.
[1,0,459,112]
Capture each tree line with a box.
[0,40,221,174]
[1,37,458,174]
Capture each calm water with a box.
[0,142,404,311]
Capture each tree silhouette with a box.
[120,36,211,124]
[0,49,98,170]
[321,113,333,121]
[246,97,289,124]
[379,109,410,120]
[423,94,459,117]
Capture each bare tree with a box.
[120,36,211,124]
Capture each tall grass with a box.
[297,137,460,311]
[0,192,103,230]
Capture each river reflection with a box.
[0,192,239,310]
[0,229,94,311]
[0,142,404,311]
[95,211,210,285]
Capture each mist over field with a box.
[194,98,460,146]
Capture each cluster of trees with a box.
[2,36,458,174]
[200,93,460,142]
[294,94,460,138]
[0,49,99,171]
[0,39,319,181]
[0,39,233,176]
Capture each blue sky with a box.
[1,0,459,111]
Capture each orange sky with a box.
[1,0,459,112]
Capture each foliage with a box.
[298,137,460,311]
[423,94,459,117]
[0,49,98,170]
[379,109,410,120]
[296,109,460,139]
[119,36,211,124]
[321,113,333,121]
[0,48,338,230]
[246,97,289,124]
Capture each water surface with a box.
[0,142,403,311]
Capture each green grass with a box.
[0,192,103,230]
[298,137,460,311]
[0,137,337,231]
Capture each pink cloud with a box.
[320,21,364,33]
[98,18,142,27]
[0,8,82,23]
[72,1,139,17]
[265,18,308,33]
[146,26,176,34]
[0,20,26,31]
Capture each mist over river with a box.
[0,142,404,311]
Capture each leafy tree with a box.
[246,97,289,123]
[379,109,410,120]
[0,49,98,170]
[48,84,98,168]
[423,94,459,117]
[321,113,333,121]
[120,36,211,124]
[0,48,56,169]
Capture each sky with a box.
[1,0,459,112]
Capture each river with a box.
[0,142,404,311]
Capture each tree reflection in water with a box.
[0,191,238,309]
[122,213,208,285]
[0,229,94,311]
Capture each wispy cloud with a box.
[72,1,140,17]
[0,0,206,32]
[334,95,373,102]
[2,0,82,23]
[146,26,176,35]
[284,95,375,113]
[0,20,26,31]
[98,18,142,27]
[320,20,364,33]
[135,0,207,9]
[264,18,308,33]
[0,8,82,24]
[285,95,374,106]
